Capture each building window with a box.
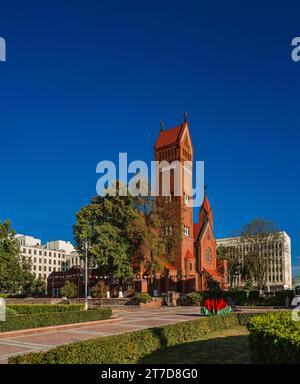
[49,252,52,257]
[184,226,190,236]
[28,249,32,255]
[189,262,193,271]
[39,251,42,256]
[44,251,47,256]
[23,248,26,253]
[34,250,37,255]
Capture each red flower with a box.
[204,298,228,313]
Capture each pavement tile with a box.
[0,343,32,355]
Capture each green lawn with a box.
[139,327,250,364]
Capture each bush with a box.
[248,291,259,303]
[60,281,78,299]
[226,290,249,306]
[0,307,112,333]
[92,281,108,298]
[8,312,259,364]
[269,290,294,306]
[5,307,18,317]
[134,293,152,304]
[186,292,202,305]
[247,311,300,363]
[6,304,84,314]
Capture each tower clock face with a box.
[205,247,212,263]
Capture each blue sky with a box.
[0,1,299,275]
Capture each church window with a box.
[189,262,193,271]
[205,247,212,263]
[184,226,190,236]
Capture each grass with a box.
[139,327,250,364]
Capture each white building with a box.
[216,231,292,291]
[16,235,81,280]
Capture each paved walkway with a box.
[0,306,201,364]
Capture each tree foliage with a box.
[73,182,183,286]
[238,219,283,294]
[92,280,108,298]
[129,195,182,277]
[217,244,241,289]
[73,183,139,281]
[60,280,77,298]
[0,220,34,294]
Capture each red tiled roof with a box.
[204,268,222,282]
[202,194,211,213]
[154,123,185,149]
[161,261,178,271]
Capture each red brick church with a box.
[151,115,227,293]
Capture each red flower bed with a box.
[204,298,228,313]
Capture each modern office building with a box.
[15,234,80,280]
[216,231,292,291]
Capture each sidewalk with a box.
[0,306,200,364]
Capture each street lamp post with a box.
[84,240,89,311]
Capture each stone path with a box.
[0,306,201,364]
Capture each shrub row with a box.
[1,308,112,333]
[6,304,84,314]
[9,312,259,364]
[247,311,300,363]
[202,290,293,306]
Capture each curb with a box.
[0,316,120,339]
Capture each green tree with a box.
[238,219,283,295]
[204,272,221,292]
[129,194,182,292]
[0,220,35,295]
[60,280,77,299]
[73,183,139,283]
[217,244,241,289]
[32,276,47,297]
[92,280,108,298]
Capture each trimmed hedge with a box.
[7,304,84,314]
[9,312,258,364]
[1,308,112,333]
[247,311,300,363]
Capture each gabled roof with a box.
[154,123,186,149]
[201,194,212,214]
[161,261,178,271]
[203,268,222,282]
[193,218,210,242]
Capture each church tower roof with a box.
[197,192,214,236]
[154,122,186,149]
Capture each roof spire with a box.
[184,112,188,123]
[160,120,164,131]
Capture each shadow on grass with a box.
[138,334,250,364]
